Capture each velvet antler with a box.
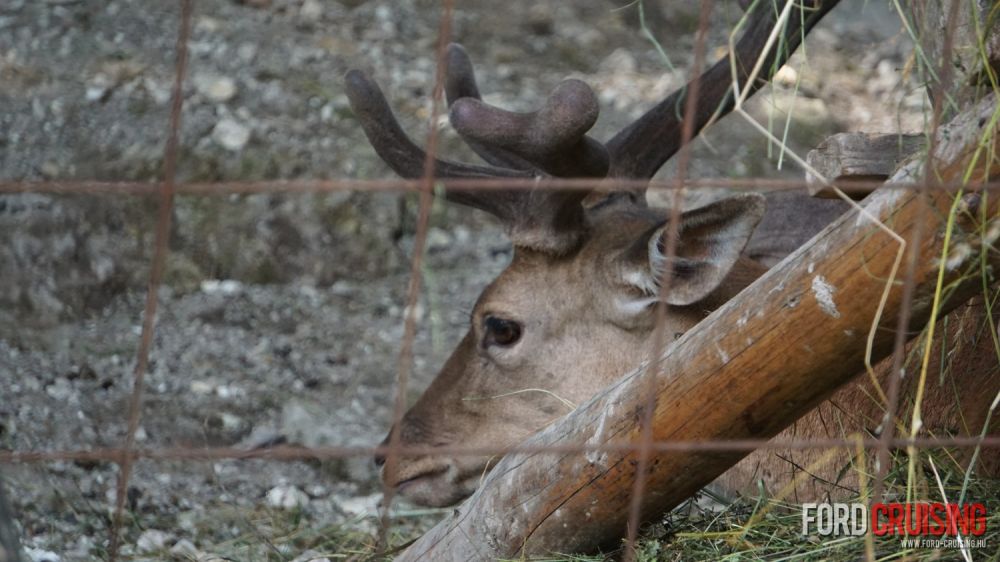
[345,69,590,253]
[605,0,840,179]
[346,0,839,253]
[445,44,610,178]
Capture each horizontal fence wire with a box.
[3,437,999,466]
[3,178,1000,195]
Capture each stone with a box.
[169,539,199,557]
[135,529,171,553]
[299,0,323,21]
[211,119,251,151]
[24,548,61,562]
[266,484,309,510]
[195,74,238,103]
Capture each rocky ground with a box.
[0,0,927,559]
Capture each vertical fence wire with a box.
[107,1,193,559]
[377,0,456,550]
[871,0,963,505]
[622,0,715,558]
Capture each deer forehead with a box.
[472,255,588,320]
[470,212,667,323]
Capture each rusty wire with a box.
[377,0,456,550]
[106,1,192,560]
[3,436,998,466]
[624,0,715,558]
[871,0,963,507]
[4,177,1000,195]
[2,0,998,558]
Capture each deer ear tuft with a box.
[622,194,765,307]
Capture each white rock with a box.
[239,425,285,449]
[190,380,214,394]
[338,493,381,517]
[425,226,452,250]
[136,529,171,553]
[169,539,200,557]
[266,484,309,510]
[195,16,220,33]
[306,484,329,498]
[300,0,323,20]
[24,547,61,562]
[215,384,244,399]
[200,279,243,295]
[71,536,95,557]
[143,77,172,105]
[44,378,73,401]
[218,412,243,431]
[85,84,109,103]
[773,64,798,87]
[330,280,354,296]
[238,42,258,62]
[211,119,251,151]
[177,510,200,533]
[195,74,237,103]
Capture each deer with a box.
[346,0,999,509]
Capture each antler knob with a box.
[445,44,610,178]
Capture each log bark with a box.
[805,133,923,198]
[396,94,1000,560]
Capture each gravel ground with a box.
[0,0,926,559]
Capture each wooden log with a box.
[396,94,1000,560]
[805,132,922,198]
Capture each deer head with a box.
[348,0,838,507]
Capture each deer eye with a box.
[483,316,523,347]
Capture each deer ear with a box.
[623,194,765,307]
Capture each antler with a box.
[345,69,590,254]
[445,45,610,178]
[346,0,839,252]
[606,0,840,179]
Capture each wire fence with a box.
[1,0,998,560]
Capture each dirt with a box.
[0,0,925,559]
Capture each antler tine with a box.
[445,44,610,178]
[605,0,839,181]
[443,44,537,171]
[346,68,589,253]
[449,80,610,177]
[344,69,528,180]
[444,43,481,103]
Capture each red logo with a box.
[871,503,987,537]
